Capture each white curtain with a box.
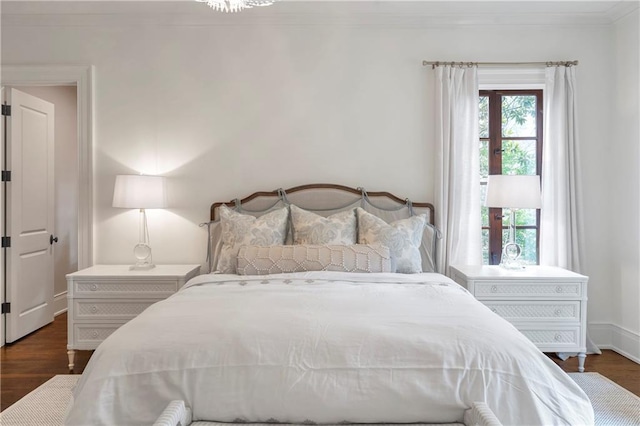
[541,65,600,356]
[540,66,584,272]
[434,65,482,275]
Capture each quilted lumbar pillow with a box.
[290,205,357,245]
[356,207,426,273]
[216,205,289,274]
[236,244,392,275]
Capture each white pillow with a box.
[290,205,356,245]
[356,207,426,273]
[216,205,289,274]
[236,244,392,275]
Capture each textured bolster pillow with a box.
[236,244,392,275]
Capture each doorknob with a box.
[50,235,59,245]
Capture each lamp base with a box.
[500,242,525,270]
[131,243,154,270]
[500,259,525,270]
[129,263,156,271]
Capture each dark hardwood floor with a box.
[1,313,93,412]
[1,313,639,412]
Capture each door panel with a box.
[21,106,50,231]
[5,88,55,343]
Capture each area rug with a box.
[0,375,78,425]
[1,373,638,425]
[568,372,640,426]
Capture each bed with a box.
[65,184,594,426]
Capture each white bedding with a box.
[65,272,594,426]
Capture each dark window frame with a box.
[480,89,543,265]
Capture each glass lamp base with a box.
[130,263,155,271]
[500,242,525,270]
[130,243,155,270]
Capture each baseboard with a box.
[54,291,68,316]
[590,322,640,364]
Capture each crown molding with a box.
[605,1,640,22]
[1,1,633,28]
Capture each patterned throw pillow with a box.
[236,244,392,275]
[356,207,426,273]
[216,205,289,274]
[290,205,357,245]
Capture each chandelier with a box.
[196,0,277,13]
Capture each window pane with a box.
[501,140,537,175]
[516,228,537,264]
[501,228,537,265]
[515,208,536,226]
[482,229,489,265]
[502,95,537,137]
[479,96,489,138]
[480,140,489,178]
[481,207,489,228]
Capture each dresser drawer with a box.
[72,323,123,348]
[483,301,580,322]
[474,281,582,299]
[72,280,178,298]
[518,326,581,349]
[73,299,159,321]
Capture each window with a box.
[479,90,543,265]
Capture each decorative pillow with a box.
[356,207,426,273]
[236,244,392,275]
[290,205,356,245]
[216,205,289,274]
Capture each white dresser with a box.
[66,264,201,370]
[450,265,588,372]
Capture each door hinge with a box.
[1,236,11,248]
[1,302,10,314]
[1,105,11,117]
[1,171,11,182]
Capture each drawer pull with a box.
[554,333,562,341]
[555,286,563,293]
[90,284,98,291]
[491,285,498,293]
[554,309,562,316]
[90,305,98,314]
[91,331,99,339]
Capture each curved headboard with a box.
[207,183,438,273]
[210,183,434,225]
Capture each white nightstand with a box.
[66,264,201,370]
[450,265,588,372]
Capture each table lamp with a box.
[485,175,542,269]
[112,174,168,270]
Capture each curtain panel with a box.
[540,66,585,272]
[541,65,600,356]
[434,66,482,275]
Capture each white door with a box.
[3,88,55,343]
[1,87,4,347]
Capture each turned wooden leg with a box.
[68,350,76,371]
[577,352,586,373]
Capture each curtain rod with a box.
[422,60,578,69]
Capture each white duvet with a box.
[66,272,594,426]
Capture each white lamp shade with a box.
[112,175,168,209]
[485,175,542,209]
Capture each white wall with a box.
[1,1,637,358]
[603,9,639,360]
[13,86,78,314]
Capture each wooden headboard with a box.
[210,183,434,225]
